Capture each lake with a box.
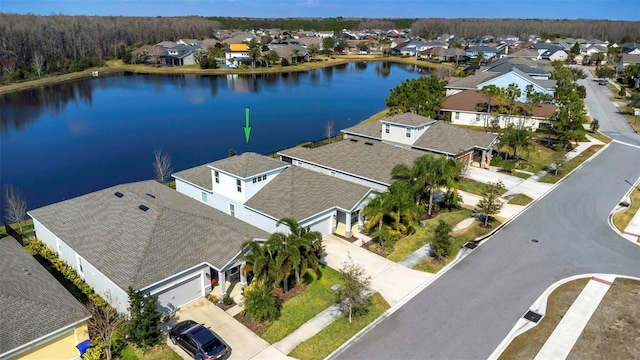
[1,62,427,210]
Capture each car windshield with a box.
[203,338,224,353]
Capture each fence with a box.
[4,222,23,245]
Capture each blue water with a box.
[0,62,426,210]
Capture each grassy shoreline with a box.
[0,55,443,95]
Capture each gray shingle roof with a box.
[245,166,370,221]
[28,181,269,290]
[173,164,212,190]
[341,121,383,139]
[209,153,287,179]
[0,238,90,356]
[278,138,424,186]
[413,121,497,155]
[380,113,435,127]
[446,71,499,89]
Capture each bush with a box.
[619,87,627,97]
[83,343,104,360]
[281,58,290,66]
[243,280,281,323]
[222,293,234,305]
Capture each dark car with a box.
[169,320,231,360]
[598,79,607,85]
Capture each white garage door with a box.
[307,216,332,237]
[155,273,203,313]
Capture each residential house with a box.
[617,53,640,73]
[223,32,255,44]
[315,31,334,38]
[174,153,372,238]
[160,44,197,66]
[177,39,201,47]
[441,89,557,130]
[444,48,469,63]
[156,40,177,48]
[503,48,540,60]
[225,43,251,66]
[541,48,569,62]
[466,46,501,61]
[130,44,165,64]
[620,42,640,54]
[0,238,91,360]
[28,180,270,314]
[272,44,309,63]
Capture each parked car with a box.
[598,79,607,85]
[169,320,231,360]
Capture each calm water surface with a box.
[1,62,426,210]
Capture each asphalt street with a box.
[579,66,640,145]
[333,69,640,359]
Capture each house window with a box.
[262,174,267,181]
[214,171,219,184]
[455,112,460,120]
[236,179,242,192]
[201,192,207,202]
[77,256,84,276]
[475,113,481,122]
[405,127,411,138]
[229,204,235,217]
[385,123,390,134]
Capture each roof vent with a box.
[138,205,150,212]
[349,138,358,142]
[364,142,374,146]
[114,192,124,198]
[146,193,156,199]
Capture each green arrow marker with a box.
[244,107,251,143]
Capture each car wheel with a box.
[170,335,177,345]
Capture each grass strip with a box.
[538,145,603,183]
[507,194,533,206]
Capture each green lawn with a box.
[458,179,508,196]
[3,218,35,240]
[288,293,390,360]
[386,209,473,262]
[118,344,182,360]
[589,131,612,144]
[261,265,344,343]
[619,105,640,133]
[512,171,531,179]
[539,145,604,183]
[507,194,533,206]
[413,217,501,273]
[613,186,640,237]
[512,140,557,174]
[360,108,390,124]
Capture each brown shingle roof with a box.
[173,164,212,190]
[209,152,287,179]
[341,121,383,139]
[245,166,370,221]
[413,121,497,155]
[441,89,557,118]
[380,113,435,127]
[278,139,424,186]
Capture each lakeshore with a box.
[0,55,444,95]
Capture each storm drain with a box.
[531,239,540,243]
[524,310,542,323]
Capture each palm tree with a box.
[361,191,394,244]
[481,85,500,127]
[248,46,261,68]
[274,217,322,286]
[505,83,522,127]
[378,38,392,57]
[387,182,420,233]
[266,231,303,293]
[498,127,532,160]
[240,239,273,286]
[291,49,300,64]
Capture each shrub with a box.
[83,343,104,360]
[619,87,626,97]
[243,280,281,323]
[281,58,290,66]
[222,293,234,305]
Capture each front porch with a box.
[333,210,363,238]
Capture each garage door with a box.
[307,216,332,237]
[154,273,203,313]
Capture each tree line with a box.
[208,16,412,32]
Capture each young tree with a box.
[334,257,372,323]
[264,50,280,67]
[152,149,173,184]
[378,38,392,57]
[551,150,568,176]
[322,37,334,55]
[629,93,640,110]
[590,118,600,133]
[325,119,334,143]
[4,184,27,233]
[32,52,45,77]
[430,220,452,261]
[243,280,281,322]
[126,287,162,348]
[504,83,521,125]
[476,181,505,227]
[480,84,501,127]
[86,301,125,360]
[248,46,261,68]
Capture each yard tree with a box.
[570,41,581,55]
[498,126,532,159]
[86,300,124,360]
[476,181,505,227]
[152,149,173,184]
[387,181,420,234]
[243,280,281,323]
[241,240,274,286]
[264,50,280,67]
[126,287,162,348]
[551,150,568,176]
[322,37,334,54]
[480,84,501,126]
[590,118,600,133]
[308,44,319,60]
[248,46,261,68]
[378,38,392,57]
[3,184,27,233]
[595,66,615,79]
[334,257,372,323]
[505,83,522,123]
[357,42,370,54]
[325,119,334,143]
[291,48,300,64]
[334,40,347,54]
[385,75,446,117]
[361,191,394,245]
[430,220,452,262]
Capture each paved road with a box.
[332,141,640,360]
[579,66,640,146]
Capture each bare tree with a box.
[86,300,125,360]
[152,149,173,184]
[334,256,372,323]
[4,184,27,233]
[32,52,45,77]
[325,119,335,143]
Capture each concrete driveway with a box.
[164,298,289,360]
[323,235,432,306]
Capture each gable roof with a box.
[173,164,212,191]
[413,121,497,155]
[341,121,383,140]
[245,166,371,222]
[380,113,435,127]
[229,43,249,51]
[446,71,499,89]
[28,181,269,290]
[477,67,557,90]
[441,89,557,118]
[209,152,287,179]
[278,139,424,186]
[0,238,91,357]
[620,53,640,64]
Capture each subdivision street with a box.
[333,72,640,359]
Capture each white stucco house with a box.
[441,89,558,130]
[28,180,269,314]
[173,152,373,238]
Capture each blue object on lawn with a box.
[76,339,91,356]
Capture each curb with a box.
[607,176,640,246]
